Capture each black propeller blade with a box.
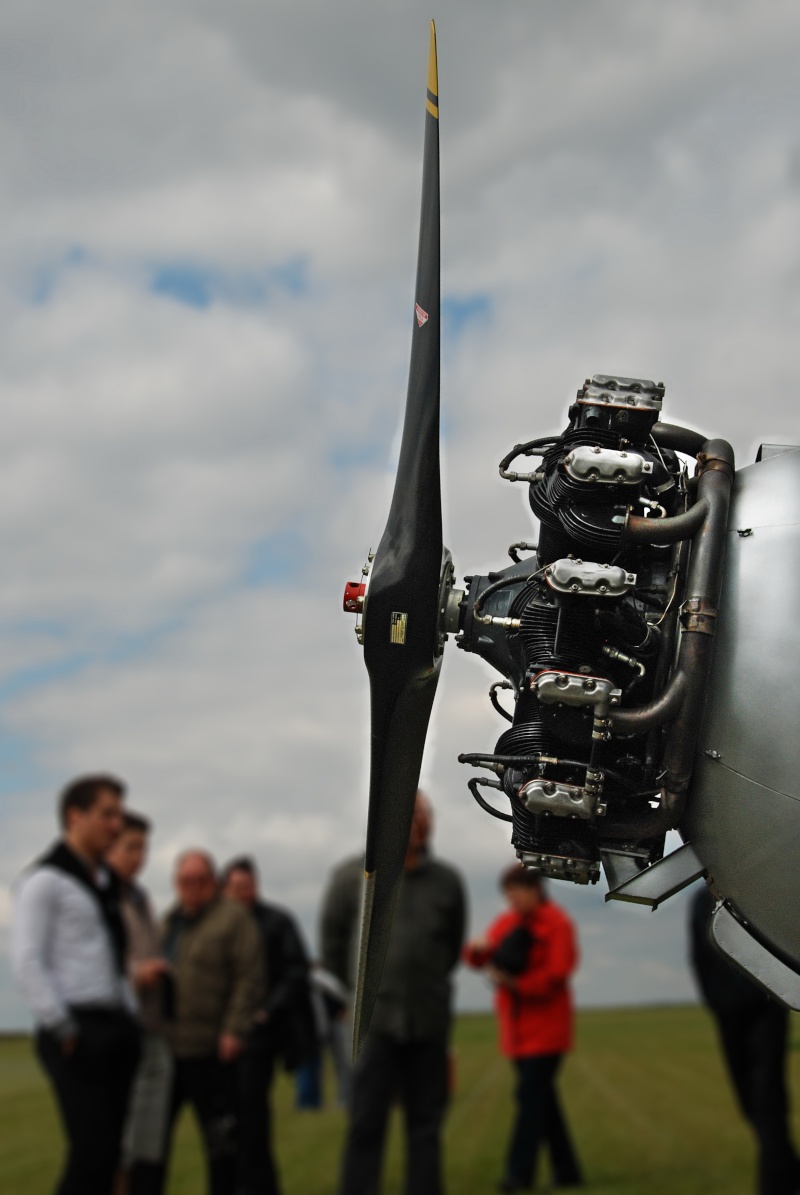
[352,21,445,1056]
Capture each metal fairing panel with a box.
[683,447,800,971]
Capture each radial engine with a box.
[447,373,733,890]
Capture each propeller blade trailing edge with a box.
[353,21,443,1056]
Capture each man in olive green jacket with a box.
[160,850,264,1195]
[321,794,466,1195]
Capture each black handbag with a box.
[492,924,534,975]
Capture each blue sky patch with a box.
[0,735,45,810]
[568,255,604,286]
[267,258,308,297]
[26,253,311,310]
[149,257,310,309]
[441,293,491,342]
[245,531,306,586]
[5,619,71,639]
[0,620,186,717]
[0,652,92,706]
[29,247,90,305]
[152,264,213,308]
[330,435,392,471]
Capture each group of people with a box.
[11,775,586,1195]
[12,774,318,1195]
[12,770,800,1195]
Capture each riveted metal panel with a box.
[684,760,800,964]
[683,447,800,969]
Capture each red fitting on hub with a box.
[343,581,366,613]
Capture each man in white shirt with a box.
[13,773,142,1195]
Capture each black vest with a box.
[39,841,127,975]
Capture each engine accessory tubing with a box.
[458,753,644,793]
[490,681,514,722]
[472,567,543,624]
[508,541,538,563]
[499,437,559,482]
[610,431,734,829]
[468,777,513,822]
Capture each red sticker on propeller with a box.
[415,303,429,327]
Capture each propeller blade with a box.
[353,21,443,1055]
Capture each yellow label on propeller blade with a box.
[390,612,408,644]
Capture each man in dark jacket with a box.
[161,850,264,1195]
[690,884,800,1195]
[223,856,315,1195]
[321,792,466,1195]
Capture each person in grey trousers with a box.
[106,810,173,1195]
[321,792,467,1195]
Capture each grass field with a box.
[1,1005,794,1193]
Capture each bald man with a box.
[159,851,264,1195]
[321,793,467,1195]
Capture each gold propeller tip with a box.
[426,20,439,119]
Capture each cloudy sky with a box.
[2,0,800,1027]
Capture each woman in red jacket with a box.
[464,864,583,1192]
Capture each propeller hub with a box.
[343,556,373,645]
[343,580,367,613]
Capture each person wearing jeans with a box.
[222,856,316,1195]
[464,864,583,1192]
[160,850,263,1195]
[322,794,466,1195]
[12,773,141,1195]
